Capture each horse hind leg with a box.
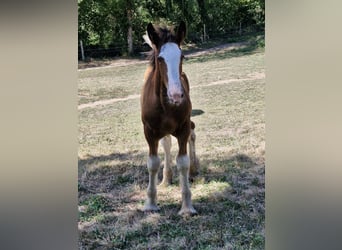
[160,135,173,186]
[189,121,200,180]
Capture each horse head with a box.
[145,21,186,106]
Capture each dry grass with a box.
[78,43,265,249]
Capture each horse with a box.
[141,21,199,215]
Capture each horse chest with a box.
[144,110,186,135]
[160,115,178,132]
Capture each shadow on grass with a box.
[78,152,265,249]
[79,151,145,167]
[191,109,205,117]
[191,153,264,213]
[78,151,147,196]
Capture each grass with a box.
[78,42,265,249]
[182,31,264,54]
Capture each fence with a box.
[78,24,264,61]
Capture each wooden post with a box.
[80,40,85,61]
[203,24,207,43]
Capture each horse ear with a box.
[147,23,159,47]
[176,21,186,45]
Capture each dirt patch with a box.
[78,42,249,70]
[78,58,146,70]
[192,72,265,89]
[185,42,249,58]
[78,94,140,110]
[78,72,265,110]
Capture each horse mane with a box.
[143,24,177,66]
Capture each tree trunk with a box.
[197,0,208,41]
[127,22,133,55]
[126,1,133,55]
[165,0,172,15]
[197,0,208,25]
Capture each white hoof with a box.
[143,203,160,212]
[178,206,198,216]
[159,180,172,187]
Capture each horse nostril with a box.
[170,93,183,105]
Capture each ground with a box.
[78,40,265,249]
[78,41,249,70]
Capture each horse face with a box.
[158,42,184,105]
[146,21,187,106]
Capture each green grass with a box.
[78,43,265,249]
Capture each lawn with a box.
[78,43,265,249]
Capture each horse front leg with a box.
[177,132,197,215]
[143,136,160,212]
[160,135,173,186]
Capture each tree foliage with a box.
[78,0,264,57]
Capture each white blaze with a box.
[159,43,182,98]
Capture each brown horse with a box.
[141,21,199,215]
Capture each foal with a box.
[141,21,198,215]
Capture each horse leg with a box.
[177,133,197,215]
[143,138,160,212]
[160,135,172,186]
[188,121,199,179]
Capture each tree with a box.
[126,0,134,55]
[78,0,264,58]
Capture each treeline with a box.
[78,0,264,58]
